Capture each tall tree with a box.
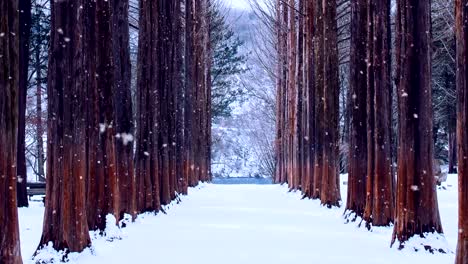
[346,0,368,220]
[135,0,161,213]
[392,0,443,248]
[112,0,136,220]
[312,0,325,200]
[363,0,394,227]
[38,0,92,252]
[455,0,468,261]
[86,0,120,231]
[320,0,341,207]
[0,0,23,262]
[17,0,32,208]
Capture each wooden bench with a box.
[27,182,46,203]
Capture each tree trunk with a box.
[184,0,194,193]
[312,0,324,199]
[35,48,45,183]
[135,0,160,213]
[112,0,136,220]
[363,0,394,228]
[455,0,468,261]
[17,0,31,208]
[303,0,315,198]
[392,0,443,248]
[0,0,23,262]
[448,116,457,174]
[320,0,341,207]
[86,0,120,232]
[38,0,91,253]
[346,0,367,220]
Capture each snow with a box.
[20,175,458,263]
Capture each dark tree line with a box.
[2,0,213,259]
[273,0,448,251]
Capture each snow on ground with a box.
[20,175,457,263]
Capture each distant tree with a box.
[392,0,443,249]
[17,0,32,208]
[455,0,468,262]
[26,0,49,183]
[0,0,23,262]
[210,3,248,119]
[432,1,457,173]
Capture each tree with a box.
[363,0,394,227]
[86,0,120,232]
[0,0,23,262]
[27,0,49,184]
[320,0,341,207]
[112,0,136,220]
[391,0,443,248]
[38,0,92,253]
[17,0,32,208]
[455,0,468,261]
[135,0,161,213]
[210,3,248,119]
[345,0,368,220]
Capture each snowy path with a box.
[20,177,457,263]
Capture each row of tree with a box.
[273,0,468,260]
[0,0,212,262]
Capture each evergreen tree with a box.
[210,4,248,119]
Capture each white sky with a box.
[222,0,251,10]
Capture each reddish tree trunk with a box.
[455,0,468,261]
[38,0,91,253]
[363,0,394,228]
[112,0,136,220]
[302,0,315,198]
[392,0,443,248]
[184,0,194,193]
[135,0,160,213]
[312,0,324,200]
[346,0,368,220]
[87,0,120,231]
[320,0,341,207]
[0,0,23,262]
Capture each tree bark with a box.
[86,0,120,231]
[17,0,31,208]
[392,0,443,248]
[112,0,136,220]
[320,0,341,207]
[38,0,91,253]
[135,0,160,213]
[35,47,45,183]
[0,0,23,262]
[456,0,468,261]
[312,0,324,200]
[346,0,367,220]
[363,0,394,228]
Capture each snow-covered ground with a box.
[20,175,457,263]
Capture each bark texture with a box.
[392,0,443,248]
[38,0,92,253]
[0,0,23,262]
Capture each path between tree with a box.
[20,179,457,263]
